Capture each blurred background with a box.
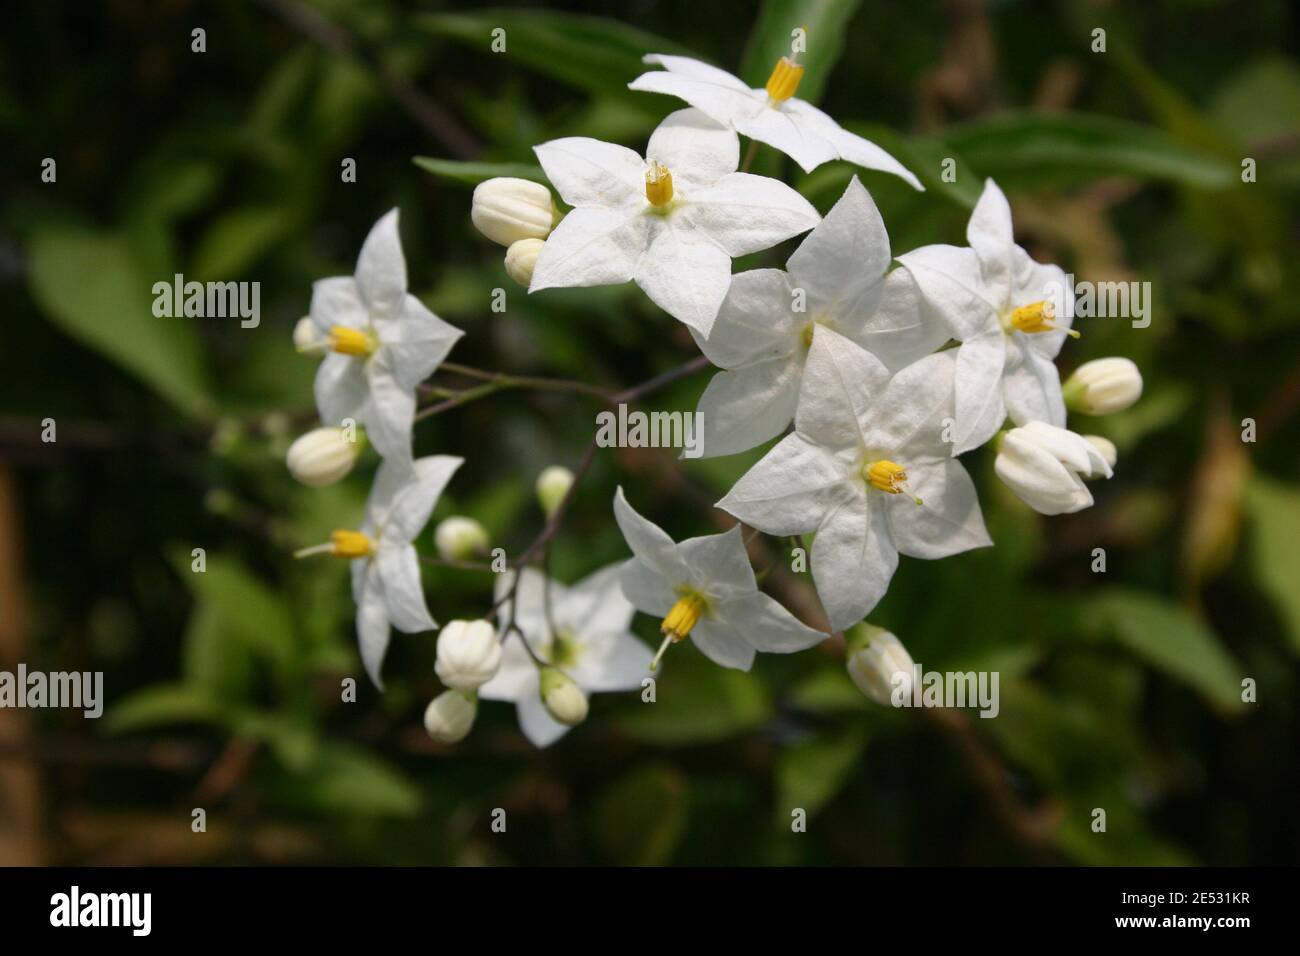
[1,0,1298,866]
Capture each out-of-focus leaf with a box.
[787,665,868,713]
[106,684,224,733]
[1244,476,1300,655]
[419,10,694,99]
[232,709,319,772]
[191,205,295,281]
[776,726,866,819]
[941,112,1237,189]
[269,743,422,818]
[592,764,688,865]
[1090,589,1245,711]
[614,653,771,744]
[1180,410,1251,589]
[182,601,256,700]
[413,157,545,185]
[26,225,214,419]
[740,0,863,105]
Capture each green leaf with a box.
[232,709,319,772]
[105,684,224,734]
[776,726,866,819]
[190,205,295,281]
[269,742,422,818]
[419,9,694,98]
[26,225,214,419]
[787,665,869,713]
[1244,476,1300,655]
[1090,589,1245,711]
[941,111,1237,189]
[171,551,297,674]
[592,764,688,865]
[412,156,545,186]
[740,0,863,105]
[614,653,771,744]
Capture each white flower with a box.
[1063,357,1143,415]
[504,237,545,286]
[898,179,1074,455]
[612,488,827,671]
[628,53,921,187]
[310,209,464,468]
[471,177,557,246]
[994,421,1113,515]
[1083,434,1117,469]
[435,619,502,690]
[539,668,589,726]
[529,107,820,336]
[845,624,914,706]
[433,516,489,561]
[286,426,363,487]
[535,465,574,518]
[717,328,992,631]
[478,564,653,748]
[423,689,477,743]
[693,176,946,457]
[294,455,461,690]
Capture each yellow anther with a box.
[329,325,375,357]
[864,460,924,504]
[652,591,708,669]
[1008,300,1081,338]
[329,529,373,558]
[765,56,805,103]
[645,161,674,206]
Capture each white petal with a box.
[864,350,958,459]
[884,458,992,559]
[897,244,1001,341]
[618,557,675,617]
[529,207,651,291]
[356,563,391,689]
[613,487,689,583]
[645,108,738,190]
[845,268,951,373]
[691,269,801,369]
[678,524,755,600]
[362,357,415,466]
[640,54,753,91]
[716,591,826,652]
[313,351,368,425]
[794,326,888,450]
[686,172,820,257]
[380,455,462,543]
[380,294,464,391]
[355,208,407,325]
[571,632,653,692]
[735,104,839,173]
[533,137,645,210]
[516,691,571,748]
[783,99,923,188]
[811,494,897,632]
[787,176,891,314]
[1003,344,1066,429]
[965,180,1017,310]
[310,276,367,334]
[562,563,633,637]
[634,226,731,335]
[690,620,756,671]
[951,332,1009,455]
[377,543,435,633]
[694,357,802,458]
[717,433,853,536]
[477,637,537,702]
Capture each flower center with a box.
[1005,300,1080,339]
[329,325,376,357]
[863,460,923,505]
[292,529,374,560]
[652,590,709,669]
[801,322,816,348]
[645,161,674,207]
[547,629,580,668]
[765,56,805,103]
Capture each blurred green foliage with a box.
[2,0,1298,865]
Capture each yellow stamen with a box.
[645,161,674,206]
[765,56,805,103]
[329,529,373,558]
[864,460,923,505]
[1008,300,1081,339]
[801,323,816,348]
[653,592,707,669]
[329,325,375,357]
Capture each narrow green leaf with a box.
[106,684,224,734]
[412,156,545,186]
[740,0,863,105]
[776,726,866,820]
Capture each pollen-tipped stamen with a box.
[294,529,374,560]
[864,459,923,505]
[645,161,674,206]
[765,56,805,103]
[329,325,376,357]
[1008,300,1081,339]
[653,592,707,669]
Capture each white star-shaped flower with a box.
[717,328,991,632]
[692,175,946,457]
[310,209,464,467]
[350,455,462,689]
[628,53,921,187]
[478,565,653,748]
[613,487,827,671]
[529,108,820,336]
[897,179,1073,455]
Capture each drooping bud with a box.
[434,516,490,561]
[471,177,558,246]
[994,421,1113,515]
[845,624,914,706]
[1063,358,1143,415]
[504,237,545,286]
[423,689,477,743]
[539,667,588,726]
[435,619,503,690]
[286,427,363,486]
[535,465,575,519]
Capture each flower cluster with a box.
[286,40,1144,747]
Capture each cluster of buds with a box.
[470,177,560,287]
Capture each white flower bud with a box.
[845,624,914,706]
[995,421,1113,515]
[286,427,362,487]
[1082,435,1117,471]
[1063,357,1143,415]
[293,316,325,354]
[423,690,476,743]
[539,667,588,726]
[504,237,545,287]
[471,177,557,246]
[535,465,574,519]
[433,516,490,561]
[435,619,502,690]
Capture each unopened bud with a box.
[845,624,914,706]
[471,177,557,246]
[423,690,477,743]
[286,427,363,486]
[504,237,545,286]
[539,667,588,726]
[435,619,502,690]
[535,465,574,519]
[434,516,490,561]
[1063,358,1143,415]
